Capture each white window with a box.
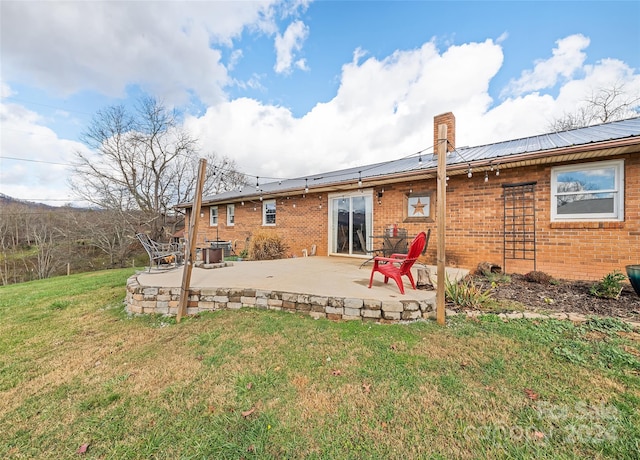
[551,160,624,221]
[227,204,235,226]
[209,206,218,226]
[263,200,276,226]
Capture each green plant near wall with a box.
[589,270,626,299]
[445,275,493,309]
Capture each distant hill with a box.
[0,193,56,209]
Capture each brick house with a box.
[179,113,640,281]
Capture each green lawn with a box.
[1,269,639,459]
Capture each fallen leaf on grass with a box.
[532,431,545,440]
[362,383,371,394]
[524,388,539,400]
[241,407,256,418]
[247,445,255,453]
[390,343,398,351]
[331,369,342,376]
[77,443,89,454]
[207,405,216,413]
[246,382,253,390]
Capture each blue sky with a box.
[1,0,639,205]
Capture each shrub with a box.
[524,271,552,284]
[247,230,289,260]
[445,275,493,309]
[589,270,626,299]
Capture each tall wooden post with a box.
[177,158,207,322]
[436,124,448,325]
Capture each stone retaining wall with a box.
[125,274,436,323]
[125,274,640,329]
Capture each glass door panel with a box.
[330,193,372,255]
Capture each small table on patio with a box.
[358,232,410,268]
[370,234,410,257]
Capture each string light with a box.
[484,171,489,182]
[222,141,513,199]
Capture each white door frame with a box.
[327,189,373,257]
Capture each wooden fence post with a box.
[436,124,447,326]
[177,158,207,322]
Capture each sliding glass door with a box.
[329,191,373,256]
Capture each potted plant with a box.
[626,265,640,297]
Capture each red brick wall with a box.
[440,153,639,280]
[192,153,639,280]
[192,193,328,258]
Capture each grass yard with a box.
[1,269,639,459]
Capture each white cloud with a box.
[502,34,590,97]
[1,81,14,98]
[274,20,310,74]
[186,35,639,182]
[187,39,506,178]
[0,1,283,106]
[0,101,91,204]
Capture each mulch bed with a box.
[472,273,640,322]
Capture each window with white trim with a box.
[551,160,624,221]
[227,204,235,226]
[263,200,276,226]
[209,206,218,226]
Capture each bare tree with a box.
[71,96,246,239]
[548,82,640,131]
[69,208,139,267]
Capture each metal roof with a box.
[199,116,640,204]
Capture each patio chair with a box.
[368,231,427,294]
[136,233,183,272]
[356,229,384,268]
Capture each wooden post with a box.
[436,124,447,325]
[177,158,207,322]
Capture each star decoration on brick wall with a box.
[411,198,426,216]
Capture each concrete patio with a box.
[137,256,468,301]
[127,257,468,322]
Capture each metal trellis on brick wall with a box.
[502,182,537,273]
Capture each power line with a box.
[2,97,94,116]
[0,156,73,166]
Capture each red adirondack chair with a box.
[368,231,427,294]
